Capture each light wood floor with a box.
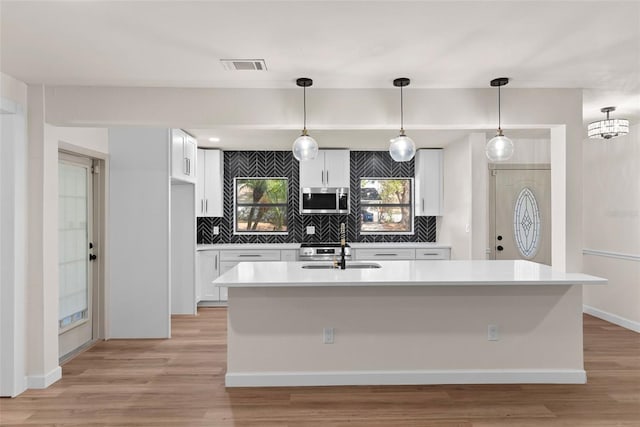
[2,309,639,426]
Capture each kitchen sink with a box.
[301,263,381,269]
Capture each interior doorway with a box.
[489,164,551,265]
[58,152,101,361]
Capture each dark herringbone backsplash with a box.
[197,151,436,244]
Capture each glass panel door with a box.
[58,153,93,358]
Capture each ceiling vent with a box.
[220,59,267,71]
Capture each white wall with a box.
[582,125,640,331]
[0,74,28,396]
[439,137,472,259]
[109,128,171,338]
[470,133,490,260]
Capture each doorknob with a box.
[496,245,504,251]
[497,235,503,241]
[89,254,97,261]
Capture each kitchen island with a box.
[214,260,606,387]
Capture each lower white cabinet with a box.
[355,247,451,261]
[355,248,416,260]
[415,248,450,260]
[197,250,220,303]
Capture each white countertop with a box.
[213,260,607,287]
[197,242,451,251]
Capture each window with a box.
[360,178,413,234]
[234,178,288,234]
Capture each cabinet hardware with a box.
[326,170,329,185]
[421,253,438,256]
[422,198,425,212]
[205,199,208,213]
[215,254,218,270]
[201,199,204,213]
[375,253,397,256]
[238,254,261,257]
[321,170,324,185]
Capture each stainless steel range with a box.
[299,242,352,261]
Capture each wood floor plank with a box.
[1,310,638,426]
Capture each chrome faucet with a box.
[340,223,346,270]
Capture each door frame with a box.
[488,163,551,261]
[58,149,107,357]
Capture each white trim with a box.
[583,248,640,262]
[225,369,587,387]
[583,305,640,333]
[26,366,62,389]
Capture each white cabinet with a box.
[214,249,283,302]
[414,248,450,260]
[171,129,197,183]
[299,149,350,188]
[415,149,443,216]
[197,250,220,302]
[355,248,416,260]
[196,149,223,217]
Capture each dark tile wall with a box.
[197,151,436,244]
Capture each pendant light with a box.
[486,77,514,162]
[292,77,319,161]
[389,77,416,162]
[588,107,629,139]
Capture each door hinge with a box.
[91,165,100,174]
[491,170,498,176]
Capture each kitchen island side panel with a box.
[226,284,584,384]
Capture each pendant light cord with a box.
[303,85,307,132]
[400,85,404,134]
[498,85,501,131]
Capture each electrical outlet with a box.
[306,226,315,235]
[213,226,220,235]
[323,327,334,344]
[488,324,499,341]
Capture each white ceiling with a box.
[2,1,639,124]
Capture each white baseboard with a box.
[225,369,587,387]
[584,305,640,333]
[26,366,62,389]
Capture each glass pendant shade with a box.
[588,107,629,139]
[486,132,514,162]
[389,134,416,162]
[487,77,513,161]
[293,77,318,161]
[292,133,319,161]
[389,77,415,162]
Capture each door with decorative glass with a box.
[58,153,95,359]
[490,165,551,265]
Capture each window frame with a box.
[233,177,289,235]
[359,177,414,236]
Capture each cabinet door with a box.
[197,250,220,301]
[171,129,186,180]
[196,149,206,216]
[183,135,197,181]
[415,149,443,216]
[299,152,326,188]
[324,150,350,188]
[203,150,223,217]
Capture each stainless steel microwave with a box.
[300,188,350,214]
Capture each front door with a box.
[490,165,551,265]
[58,153,95,359]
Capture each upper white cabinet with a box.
[196,149,223,217]
[415,149,443,216]
[299,149,350,188]
[171,129,197,183]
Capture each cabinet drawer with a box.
[220,250,281,262]
[415,248,450,260]
[355,248,415,260]
[281,250,298,261]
